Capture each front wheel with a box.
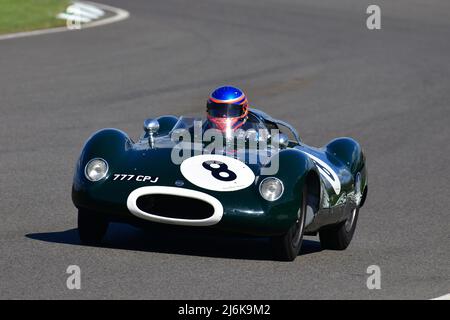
[319,207,359,250]
[271,185,307,261]
[78,209,109,245]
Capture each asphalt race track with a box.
[0,0,449,299]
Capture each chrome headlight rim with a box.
[84,158,109,182]
[259,177,284,202]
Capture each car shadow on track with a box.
[26,223,323,261]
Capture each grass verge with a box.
[0,0,70,35]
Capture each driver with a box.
[205,86,250,136]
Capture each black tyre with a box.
[77,209,109,245]
[319,207,359,250]
[271,185,307,261]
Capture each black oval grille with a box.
[135,194,214,220]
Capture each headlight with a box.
[259,177,284,201]
[85,158,108,181]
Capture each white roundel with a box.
[180,154,255,192]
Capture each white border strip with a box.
[431,293,450,300]
[0,1,129,41]
[127,186,224,226]
[72,2,105,16]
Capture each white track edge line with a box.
[431,293,450,300]
[0,1,129,41]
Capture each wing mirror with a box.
[143,118,160,133]
[143,118,160,148]
[272,133,289,149]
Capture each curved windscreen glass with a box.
[170,117,203,133]
[170,116,271,136]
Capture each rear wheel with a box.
[271,185,307,261]
[78,209,109,245]
[319,207,359,250]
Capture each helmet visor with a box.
[207,102,245,118]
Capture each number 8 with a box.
[202,161,237,182]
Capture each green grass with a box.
[0,0,70,34]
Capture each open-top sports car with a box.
[72,111,367,261]
[72,87,367,261]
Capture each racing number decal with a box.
[301,152,341,195]
[180,154,255,192]
[202,161,237,182]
